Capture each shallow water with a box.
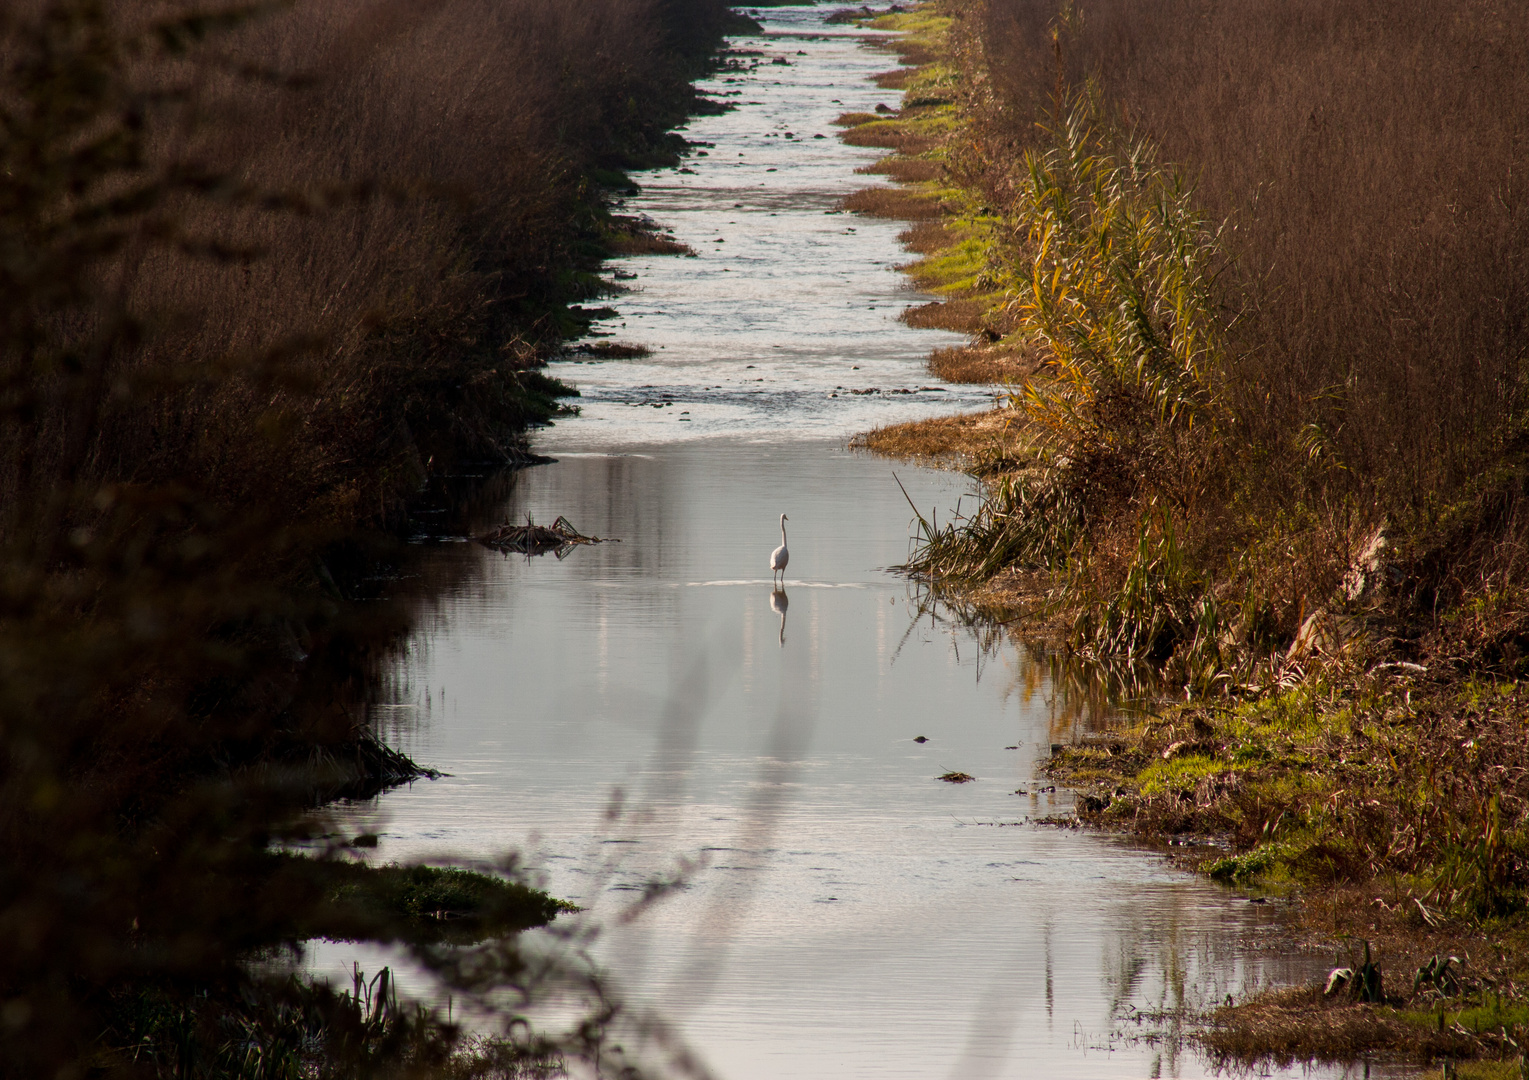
[544,12,991,445]
[315,10,1394,1079]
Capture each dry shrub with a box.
[885,41,937,67]
[873,67,913,89]
[3,0,718,544]
[908,0,1529,681]
[840,186,943,219]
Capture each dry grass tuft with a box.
[840,186,944,219]
[856,156,946,182]
[841,127,937,153]
[1202,987,1476,1066]
[897,219,956,254]
[901,298,988,333]
[853,408,1030,470]
[605,217,697,256]
[929,345,1040,384]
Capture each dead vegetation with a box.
[574,341,653,359]
[855,156,945,182]
[878,0,1529,696]
[1047,672,1529,1066]
[478,515,616,556]
[853,407,1029,470]
[928,344,1039,383]
[896,219,956,255]
[839,186,944,219]
[1201,984,1484,1067]
[900,298,985,333]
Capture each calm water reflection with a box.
[314,8,1400,1078]
[321,443,1358,1080]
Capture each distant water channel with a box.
[315,9,1390,1078]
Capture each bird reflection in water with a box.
[770,587,789,646]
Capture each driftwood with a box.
[476,515,616,558]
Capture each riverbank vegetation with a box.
[845,0,1529,1069]
[1,0,740,1075]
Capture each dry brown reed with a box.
[895,0,1529,692]
[977,0,1529,518]
[841,124,937,152]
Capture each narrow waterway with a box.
[316,10,1384,1078]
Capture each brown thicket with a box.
[0,0,732,1075]
[911,0,1529,684]
[976,0,1529,510]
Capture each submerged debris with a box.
[938,771,975,783]
[477,515,617,558]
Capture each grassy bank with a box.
[843,0,1529,1069]
[0,1,744,1075]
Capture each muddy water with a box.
[316,10,1381,1079]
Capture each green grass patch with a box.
[298,858,575,944]
[1135,754,1235,797]
[1393,996,1529,1037]
[1205,841,1295,882]
[1416,1063,1528,1080]
[875,11,953,35]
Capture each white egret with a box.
[770,513,789,585]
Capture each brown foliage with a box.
[1201,985,1479,1067]
[840,124,937,153]
[978,0,1529,510]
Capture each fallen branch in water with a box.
[477,515,618,557]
